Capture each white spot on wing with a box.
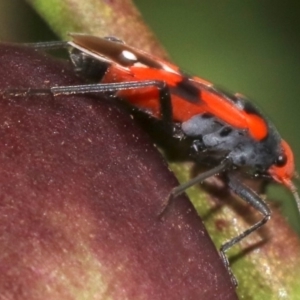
[121,50,137,62]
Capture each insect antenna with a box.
[288,180,300,216]
[292,188,300,215]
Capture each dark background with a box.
[1,0,300,231]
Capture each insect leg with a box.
[5,80,174,132]
[220,173,271,285]
[155,81,173,133]
[159,158,232,216]
[21,41,69,50]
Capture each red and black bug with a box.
[9,34,300,284]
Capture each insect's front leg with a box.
[158,158,232,217]
[220,173,271,286]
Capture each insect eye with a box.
[275,154,287,167]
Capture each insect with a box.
[8,34,299,285]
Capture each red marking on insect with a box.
[11,33,299,285]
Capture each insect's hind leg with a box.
[21,41,69,51]
[220,172,271,285]
[5,79,175,132]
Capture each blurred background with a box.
[0,0,300,231]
